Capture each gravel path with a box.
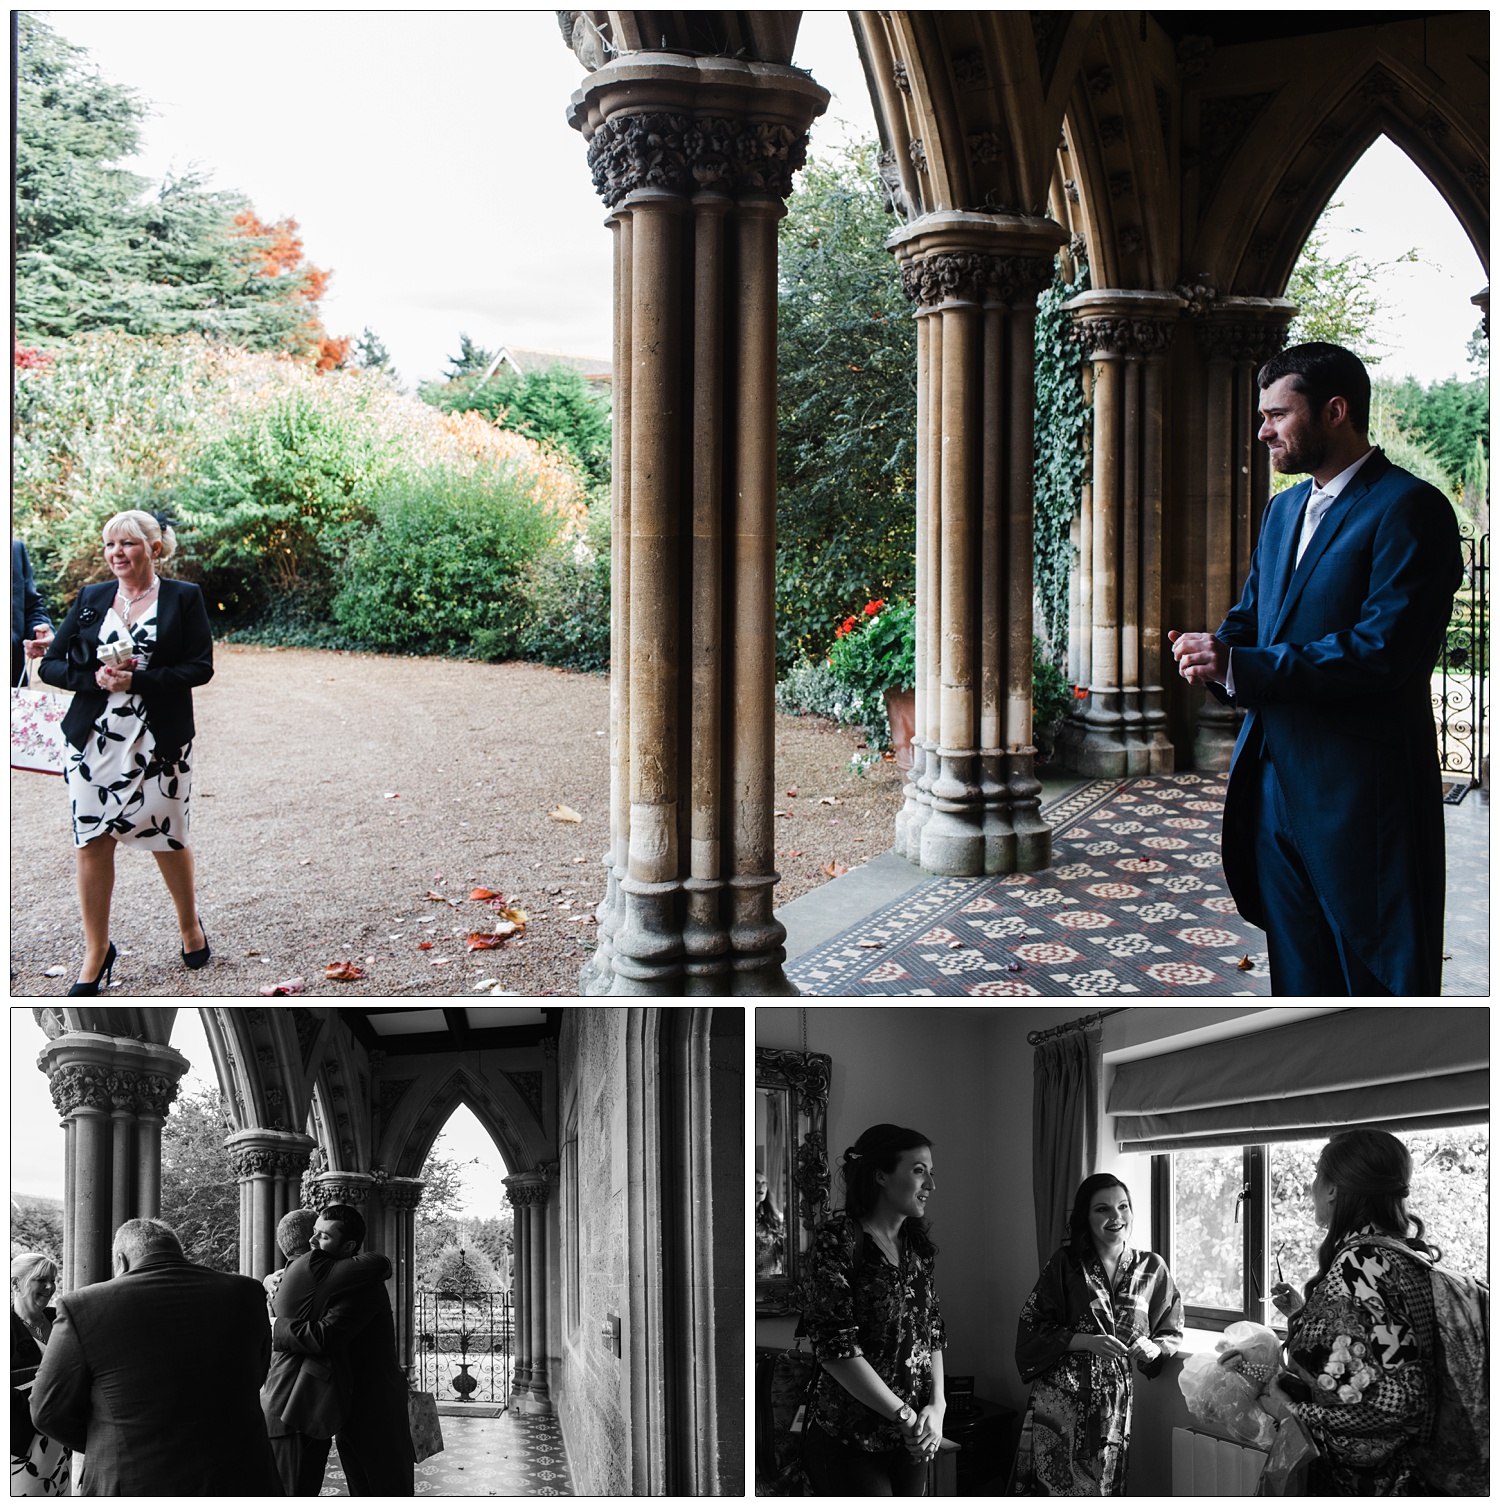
[10,646,902,997]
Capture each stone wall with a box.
[556,1009,630,1495]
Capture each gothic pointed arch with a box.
[1186,23,1488,296]
[376,1062,544,1180]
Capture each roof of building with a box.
[493,346,612,382]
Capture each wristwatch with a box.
[893,1401,917,1427]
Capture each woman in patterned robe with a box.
[1011,1174,1183,1495]
[1259,1129,1440,1494]
[801,1125,946,1496]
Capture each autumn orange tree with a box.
[231,210,350,370]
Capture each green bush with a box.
[516,499,611,673]
[330,462,556,658]
[431,1242,497,1299]
[1033,641,1074,753]
[177,386,398,613]
[775,660,846,720]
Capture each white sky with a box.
[38,11,1484,388]
[10,1007,508,1217]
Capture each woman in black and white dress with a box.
[39,510,214,994]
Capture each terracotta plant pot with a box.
[884,687,916,772]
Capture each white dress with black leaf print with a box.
[65,603,192,850]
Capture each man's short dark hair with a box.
[276,1208,317,1260]
[1257,341,1371,433]
[318,1203,366,1252]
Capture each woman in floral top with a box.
[1011,1174,1183,1495]
[1260,1129,1439,1494]
[801,1124,946,1495]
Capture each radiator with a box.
[1171,1428,1268,1495]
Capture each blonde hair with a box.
[102,509,177,563]
[11,1252,57,1290]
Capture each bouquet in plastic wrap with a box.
[1177,1321,1282,1449]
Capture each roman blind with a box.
[1108,1007,1488,1153]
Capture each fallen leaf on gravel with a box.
[470,887,501,901]
[260,977,306,996]
[1237,956,1254,971]
[43,965,65,978]
[384,792,400,799]
[857,940,882,949]
[325,961,365,981]
[818,796,842,806]
[423,889,447,902]
[491,906,528,929]
[549,804,583,823]
[298,858,311,866]
[822,861,849,878]
[430,957,448,966]
[774,809,791,818]
[466,933,508,950]
[786,787,798,797]
[786,850,803,857]
[417,942,434,950]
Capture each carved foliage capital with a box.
[586,111,812,208]
[381,1178,426,1212]
[1073,315,1179,358]
[899,251,1055,309]
[307,1176,371,1210]
[48,1063,111,1115]
[1194,318,1291,363]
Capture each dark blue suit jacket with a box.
[12,540,52,668]
[1215,449,1463,994]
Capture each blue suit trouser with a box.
[1250,752,1391,997]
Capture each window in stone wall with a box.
[563,1118,580,1332]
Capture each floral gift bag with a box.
[11,660,68,775]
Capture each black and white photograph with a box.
[755,1005,1488,1497]
[10,1005,743,1496]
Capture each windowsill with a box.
[1175,1323,1287,1359]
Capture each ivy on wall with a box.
[1032,258,1091,665]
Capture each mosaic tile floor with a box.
[788,773,1488,997]
[320,1410,573,1497]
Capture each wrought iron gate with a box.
[415,1276,514,1407]
[1434,528,1488,791]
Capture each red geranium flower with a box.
[835,616,859,639]
[864,599,885,616]
[1073,685,1090,700]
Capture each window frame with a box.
[1152,1145,1271,1332]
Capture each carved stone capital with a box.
[306,1172,375,1210]
[48,1062,112,1115]
[583,109,814,207]
[503,1172,552,1209]
[380,1177,426,1213]
[133,1072,180,1118]
[899,250,1057,308]
[1066,289,1185,357]
[230,1146,279,1179]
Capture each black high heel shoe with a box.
[182,918,211,971]
[69,941,117,997]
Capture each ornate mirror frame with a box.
[755,1047,831,1315]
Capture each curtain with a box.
[1108,1006,1488,1153]
[1032,1024,1100,1268]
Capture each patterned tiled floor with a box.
[320,1410,573,1497]
[787,773,1488,997]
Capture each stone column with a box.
[1188,297,1294,768]
[504,1176,532,1406]
[38,1033,188,1291]
[379,1177,425,1378]
[1059,290,1185,775]
[228,1130,318,1280]
[567,52,828,995]
[887,212,1067,875]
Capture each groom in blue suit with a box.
[1170,342,1463,996]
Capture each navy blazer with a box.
[11,540,52,655]
[1215,450,1463,994]
[29,1253,280,1496]
[38,577,214,754]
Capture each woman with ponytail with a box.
[1010,1173,1183,1494]
[1258,1129,1441,1493]
[800,1125,946,1495]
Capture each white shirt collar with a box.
[1310,446,1376,502]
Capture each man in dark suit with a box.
[29,1217,281,1495]
[11,539,52,686]
[262,1207,395,1495]
[1170,341,1463,995]
[270,1204,415,1496]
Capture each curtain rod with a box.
[1028,1008,1124,1046]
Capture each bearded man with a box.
[1170,341,1463,995]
